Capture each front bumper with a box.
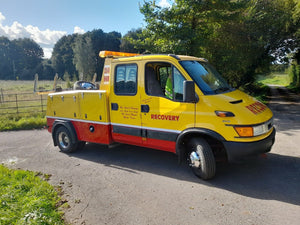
[223,128,276,162]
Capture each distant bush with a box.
[288,63,300,89]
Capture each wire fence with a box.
[0,91,47,116]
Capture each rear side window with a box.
[114,64,137,95]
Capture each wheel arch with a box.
[176,128,226,163]
[52,120,78,146]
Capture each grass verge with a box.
[0,113,47,132]
[256,73,290,86]
[246,73,291,103]
[287,83,300,93]
[0,165,65,224]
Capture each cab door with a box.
[110,63,143,145]
[140,61,196,152]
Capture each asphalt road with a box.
[0,87,299,225]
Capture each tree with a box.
[139,0,253,86]
[244,0,299,88]
[139,0,243,54]
[0,37,15,79]
[51,34,78,79]
[245,0,299,63]
[41,59,55,80]
[104,31,121,52]
[289,0,300,88]
[121,28,146,53]
[12,38,44,79]
[0,37,44,80]
[51,29,121,81]
[136,0,300,87]
[73,35,96,81]
[88,29,106,78]
[87,29,121,79]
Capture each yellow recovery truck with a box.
[46,51,276,179]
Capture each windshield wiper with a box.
[214,87,230,94]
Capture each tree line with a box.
[0,30,122,81]
[124,0,300,88]
[0,37,43,80]
[0,0,299,88]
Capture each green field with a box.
[0,80,68,93]
[0,80,68,116]
[0,80,68,131]
[256,73,290,86]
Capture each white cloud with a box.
[158,0,172,8]
[0,12,67,58]
[73,26,85,34]
[43,47,54,59]
[0,12,5,23]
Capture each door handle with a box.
[141,104,150,113]
[111,103,119,111]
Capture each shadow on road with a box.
[213,153,300,206]
[70,142,300,206]
[267,86,300,132]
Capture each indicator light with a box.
[234,126,254,137]
[215,111,235,117]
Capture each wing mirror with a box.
[183,80,197,103]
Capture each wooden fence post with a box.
[40,95,44,112]
[0,88,3,104]
[15,94,19,115]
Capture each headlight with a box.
[253,123,270,136]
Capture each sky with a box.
[0,0,172,58]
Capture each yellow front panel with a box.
[195,89,274,142]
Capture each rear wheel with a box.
[188,138,216,180]
[55,126,78,153]
[77,141,86,150]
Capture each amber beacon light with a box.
[99,50,140,58]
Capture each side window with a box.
[145,62,185,101]
[173,67,185,101]
[115,64,137,95]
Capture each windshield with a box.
[180,60,232,95]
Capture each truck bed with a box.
[46,90,112,144]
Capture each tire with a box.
[55,126,78,153]
[77,141,86,150]
[187,138,216,180]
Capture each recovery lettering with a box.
[151,114,180,121]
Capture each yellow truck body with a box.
[46,51,275,179]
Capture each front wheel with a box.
[188,138,216,180]
[55,126,78,153]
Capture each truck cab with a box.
[46,51,276,180]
